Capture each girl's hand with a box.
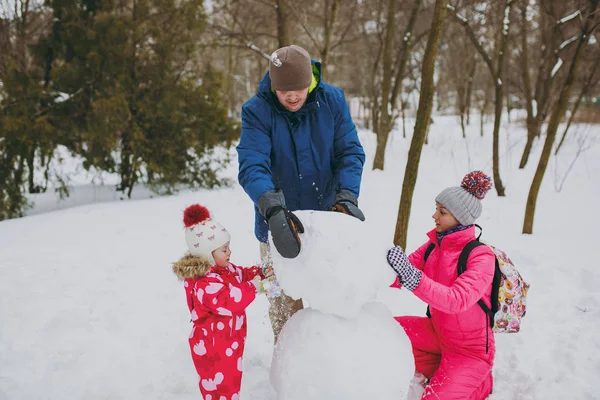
[261,263,275,280]
[387,246,422,291]
[250,276,267,294]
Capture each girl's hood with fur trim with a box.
[172,253,212,280]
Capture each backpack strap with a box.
[423,243,435,262]
[423,243,435,319]
[474,224,483,241]
[457,240,496,326]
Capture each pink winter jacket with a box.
[410,226,496,354]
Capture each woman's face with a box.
[432,202,460,233]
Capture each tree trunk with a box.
[401,97,407,138]
[490,0,514,196]
[119,130,133,196]
[480,105,485,137]
[394,0,447,248]
[523,1,598,234]
[275,0,290,48]
[519,118,539,168]
[554,95,582,156]
[492,81,506,196]
[390,0,422,110]
[506,88,512,124]
[465,61,476,125]
[224,36,234,114]
[519,2,536,169]
[450,0,513,195]
[555,55,600,155]
[320,0,341,78]
[480,93,489,137]
[27,143,37,193]
[371,100,380,136]
[457,84,467,137]
[372,0,398,170]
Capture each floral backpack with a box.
[424,225,530,333]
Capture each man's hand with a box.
[331,189,365,221]
[258,190,304,259]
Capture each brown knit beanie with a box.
[269,45,312,91]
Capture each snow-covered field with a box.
[1,115,599,399]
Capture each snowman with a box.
[267,211,415,399]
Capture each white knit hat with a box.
[183,204,230,265]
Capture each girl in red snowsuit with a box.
[173,204,266,400]
[387,171,496,400]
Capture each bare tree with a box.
[283,0,359,77]
[523,0,599,234]
[447,0,515,196]
[394,0,448,248]
[373,0,424,170]
[554,52,600,154]
[517,0,585,168]
[439,20,478,137]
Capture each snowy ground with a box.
[1,115,599,399]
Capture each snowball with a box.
[270,303,414,399]
[269,211,396,318]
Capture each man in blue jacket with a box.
[237,45,365,339]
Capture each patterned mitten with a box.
[387,246,422,291]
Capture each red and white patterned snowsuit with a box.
[393,227,496,399]
[184,263,262,400]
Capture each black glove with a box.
[331,189,365,221]
[258,190,305,259]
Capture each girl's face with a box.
[212,242,231,267]
[432,202,460,233]
[275,88,309,112]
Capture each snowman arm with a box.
[412,246,495,313]
[195,277,257,316]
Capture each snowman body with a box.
[269,211,414,400]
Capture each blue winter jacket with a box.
[237,61,365,242]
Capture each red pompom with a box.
[461,171,493,200]
[183,204,211,228]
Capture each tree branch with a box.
[447,3,496,79]
[283,0,322,52]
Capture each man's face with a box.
[275,88,309,112]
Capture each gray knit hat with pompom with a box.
[435,171,493,225]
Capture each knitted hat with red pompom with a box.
[183,204,230,265]
[435,171,493,225]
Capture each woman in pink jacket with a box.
[387,171,496,400]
